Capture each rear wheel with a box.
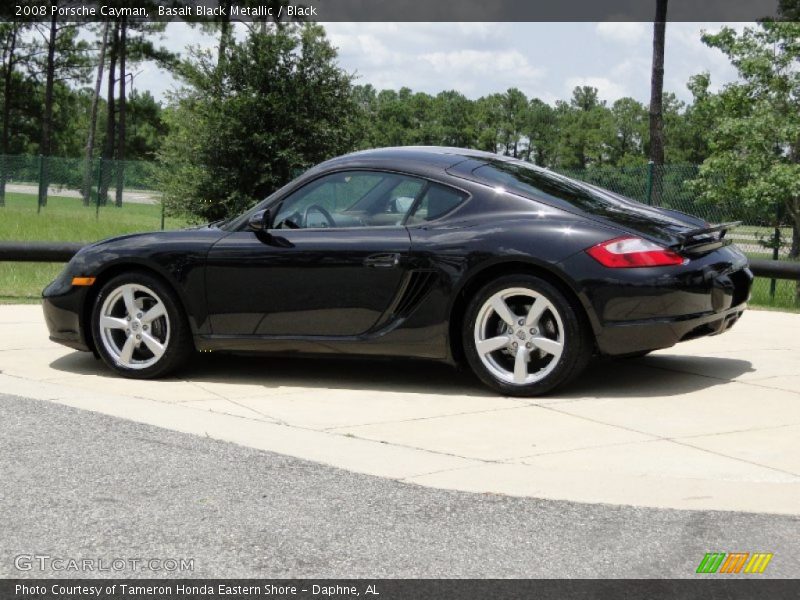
[463,275,591,396]
[91,272,193,378]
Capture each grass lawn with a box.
[1,192,798,312]
[750,277,800,312]
[1,192,190,301]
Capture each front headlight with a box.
[42,263,76,297]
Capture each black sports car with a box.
[43,147,752,396]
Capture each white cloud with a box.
[565,76,629,103]
[420,50,545,91]
[595,22,648,45]
[327,23,545,98]
[126,22,751,107]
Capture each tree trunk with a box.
[217,0,233,72]
[38,13,58,209]
[115,18,126,207]
[82,22,109,206]
[648,0,668,206]
[99,21,119,205]
[0,25,19,207]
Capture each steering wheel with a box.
[302,204,336,228]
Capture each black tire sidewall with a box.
[462,274,588,397]
[91,272,190,379]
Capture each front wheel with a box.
[91,272,193,379]
[463,275,591,397]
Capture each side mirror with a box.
[248,209,271,232]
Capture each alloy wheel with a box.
[473,287,565,385]
[98,283,170,370]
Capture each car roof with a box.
[347,146,500,161]
[313,146,505,174]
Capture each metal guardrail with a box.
[748,259,800,281]
[0,242,85,262]
[1,241,799,280]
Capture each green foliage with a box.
[689,21,800,303]
[609,97,648,166]
[433,90,477,148]
[159,24,359,222]
[690,22,800,229]
[558,87,615,169]
[473,93,504,152]
[526,98,559,166]
[125,90,166,161]
[778,0,800,18]
[351,83,701,173]
[669,74,714,164]
[1,23,39,155]
[497,87,528,158]
[3,21,714,213]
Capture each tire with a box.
[462,274,591,397]
[90,271,193,379]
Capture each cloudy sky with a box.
[131,22,747,106]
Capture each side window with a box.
[273,171,425,229]
[407,184,466,224]
[387,180,424,215]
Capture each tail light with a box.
[586,236,686,268]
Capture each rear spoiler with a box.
[672,221,741,254]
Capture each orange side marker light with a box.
[71,277,96,287]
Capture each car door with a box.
[205,170,426,337]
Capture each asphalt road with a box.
[1,393,798,579]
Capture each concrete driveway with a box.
[1,304,799,515]
[4,393,799,578]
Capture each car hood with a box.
[73,228,228,264]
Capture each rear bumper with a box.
[562,244,754,356]
[596,304,746,356]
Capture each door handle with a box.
[364,253,400,268]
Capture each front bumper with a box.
[42,279,91,352]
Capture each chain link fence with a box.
[0,154,797,309]
[0,153,162,216]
